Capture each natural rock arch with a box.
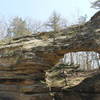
[0,11,99,100]
[0,11,99,74]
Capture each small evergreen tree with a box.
[45,11,67,43]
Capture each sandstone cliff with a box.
[0,11,99,100]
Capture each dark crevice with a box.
[23,90,100,95]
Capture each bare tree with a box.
[78,14,87,24]
[0,18,8,39]
[95,53,100,69]
[91,0,100,9]
[8,16,31,37]
[70,53,74,65]
[26,18,44,34]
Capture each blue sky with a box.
[0,0,98,24]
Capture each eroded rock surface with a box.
[0,11,99,100]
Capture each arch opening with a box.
[60,51,100,71]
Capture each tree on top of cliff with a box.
[45,11,61,33]
[92,0,100,9]
[45,11,67,42]
[8,17,31,37]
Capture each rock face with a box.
[0,11,99,100]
